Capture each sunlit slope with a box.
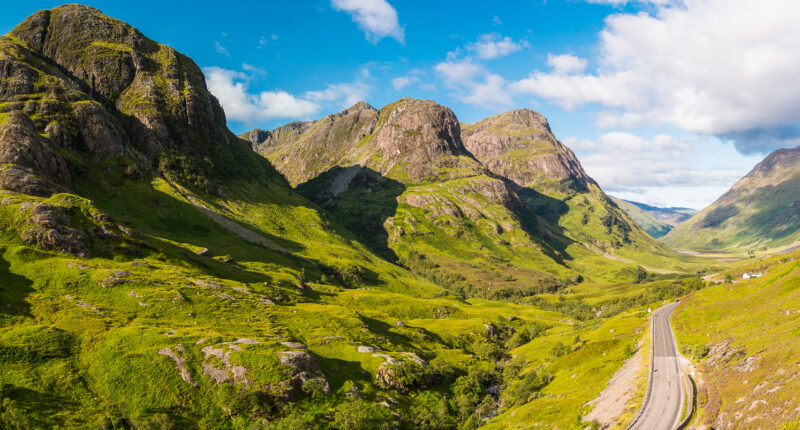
[664,146,800,252]
[672,249,800,427]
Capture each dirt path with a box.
[583,342,646,427]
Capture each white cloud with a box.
[546,54,588,75]
[214,41,229,57]
[392,75,420,91]
[492,16,502,26]
[305,81,371,107]
[467,33,525,60]
[242,63,266,75]
[568,132,745,200]
[511,0,800,154]
[435,59,512,108]
[204,67,319,122]
[584,0,676,4]
[331,0,404,44]
[204,66,374,123]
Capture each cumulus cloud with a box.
[568,132,742,194]
[467,33,525,60]
[546,54,588,75]
[392,75,420,91]
[511,0,800,154]
[305,81,371,107]
[435,59,512,107]
[204,67,373,123]
[204,67,318,122]
[331,0,404,44]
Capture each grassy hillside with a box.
[611,198,674,238]
[672,249,800,428]
[664,146,800,253]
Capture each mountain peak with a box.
[462,109,589,191]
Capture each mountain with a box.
[247,104,686,295]
[0,6,705,428]
[663,146,800,252]
[247,99,582,298]
[610,198,697,238]
[458,110,684,274]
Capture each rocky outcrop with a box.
[461,109,590,191]
[16,202,89,257]
[277,350,331,395]
[0,4,262,199]
[0,111,70,196]
[246,101,377,185]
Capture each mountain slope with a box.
[611,198,673,238]
[249,98,578,298]
[249,105,692,296]
[459,110,684,275]
[673,249,800,427]
[664,146,800,252]
[0,6,502,428]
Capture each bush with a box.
[301,378,328,399]
[550,342,569,358]
[410,395,451,430]
[333,398,396,430]
[681,343,709,359]
[502,366,553,407]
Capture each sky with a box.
[3,0,799,210]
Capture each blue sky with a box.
[4,1,798,209]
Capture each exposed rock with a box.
[279,341,307,350]
[462,108,590,190]
[706,340,746,369]
[196,247,213,257]
[0,111,71,196]
[733,355,761,373]
[277,350,331,395]
[18,203,89,257]
[158,345,196,386]
[201,343,250,385]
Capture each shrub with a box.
[301,378,328,399]
[333,398,395,430]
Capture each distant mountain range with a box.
[664,146,800,252]
[611,198,697,238]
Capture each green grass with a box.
[672,249,800,428]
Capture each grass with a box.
[672,248,800,428]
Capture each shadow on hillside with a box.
[0,255,34,318]
[315,356,372,392]
[513,184,575,263]
[298,166,405,263]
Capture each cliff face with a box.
[461,109,590,192]
[1,4,259,196]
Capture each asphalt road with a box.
[631,302,683,430]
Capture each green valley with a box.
[2,3,800,430]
